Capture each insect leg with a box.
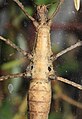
[0,72,31,81]
[53,41,82,60]
[50,75,82,90]
[0,36,32,59]
[13,0,38,27]
[48,0,64,21]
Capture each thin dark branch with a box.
[48,0,64,20]
[0,36,32,59]
[54,41,82,60]
[0,72,31,81]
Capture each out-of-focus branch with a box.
[54,41,82,60]
[59,93,82,109]
[0,36,32,59]
[51,22,82,31]
[12,96,27,119]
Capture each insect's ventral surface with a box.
[30,5,55,80]
[28,5,54,119]
[32,25,53,80]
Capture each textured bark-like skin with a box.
[28,5,54,119]
[28,24,54,119]
[32,25,53,80]
[28,79,51,119]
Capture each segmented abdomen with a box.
[28,79,51,119]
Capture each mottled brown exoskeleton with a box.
[28,5,54,119]
[7,1,63,119]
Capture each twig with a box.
[0,36,32,59]
[48,0,64,20]
[59,93,82,109]
[54,41,82,60]
[0,72,31,81]
[13,0,35,22]
[57,77,82,90]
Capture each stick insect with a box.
[0,0,82,119]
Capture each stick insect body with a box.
[27,5,55,119]
[0,0,82,119]
[12,1,63,119]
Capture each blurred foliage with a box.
[0,0,82,119]
[1,58,25,70]
[0,99,13,119]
